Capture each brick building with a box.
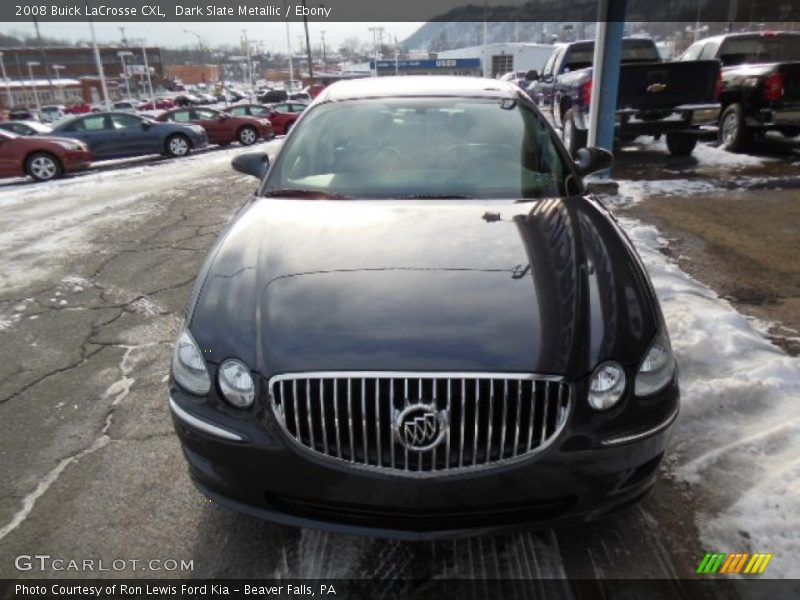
[164,64,219,85]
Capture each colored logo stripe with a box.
[697,552,772,574]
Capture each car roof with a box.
[698,31,800,44]
[318,76,521,102]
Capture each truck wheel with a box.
[562,109,587,159]
[720,103,752,152]
[665,133,698,157]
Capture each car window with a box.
[273,103,290,113]
[290,104,307,113]
[195,109,218,120]
[170,110,192,122]
[250,106,269,115]
[565,40,659,71]
[541,50,558,77]
[718,35,800,65]
[265,97,570,200]
[67,115,108,131]
[229,106,248,116]
[699,42,719,60]
[111,114,143,129]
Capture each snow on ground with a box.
[0,141,282,292]
[629,136,779,168]
[610,183,800,578]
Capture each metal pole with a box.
[119,54,132,99]
[283,2,294,87]
[86,0,110,106]
[142,46,155,107]
[0,53,12,108]
[482,0,489,77]
[27,62,41,113]
[302,0,314,82]
[242,29,252,91]
[320,30,326,70]
[52,64,65,102]
[587,0,626,176]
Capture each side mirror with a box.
[525,70,539,81]
[575,147,614,176]
[218,113,228,121]
[231,152,270,179]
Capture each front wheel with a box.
[165,134,191,157]
[665,132,698,157]
[562,108,587,159]
[26,152,62,181]
[720,103,752,153]
[237,125,258,146]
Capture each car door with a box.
[269,103,292,134]
[60,115,115,158]
[0,132,21,176]
[192,108,227,143]
[109,113,155,156]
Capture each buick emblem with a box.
[394,404,447,451]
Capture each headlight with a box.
[57,141,82,151]
[171,330,211,395]
[588,361,626,411]
[218,359,255,409]
[635,330,676,396]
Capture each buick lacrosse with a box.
[168,76,679,538]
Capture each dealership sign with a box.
[369,58,481,70]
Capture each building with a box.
[438,43,555,78]
[0,45,164,106]
[164,64,219,85]
[368,57,482,77]
[0,77,120,109]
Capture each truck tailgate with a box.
[617,60,720,110]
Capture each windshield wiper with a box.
[262,188,353,199]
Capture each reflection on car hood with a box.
[190,197,661,378]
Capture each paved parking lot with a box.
[0,136,798,588]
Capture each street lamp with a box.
[118,51,134,100]
[26,61,41,113]
[51,64,66,103]
[0,52,12,109]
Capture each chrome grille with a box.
[269,372,571,476]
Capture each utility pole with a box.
[52,64,66,102]
[0,52,13,109]
[26,61,41,112]
[242,29,252,91]
[301,0,314,82]
[32,17,56,101]
[368,26,384,77]
[320,30,326,71]
[86,0,110,106]
[283,0,294,86]
[119,27,128,47]
[482,1,489,78]
[118,51,133,99]
[142,46,155,107]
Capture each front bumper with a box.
[60,150,92,172]
[169,377,679,540]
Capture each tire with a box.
[25,152,62,182]
[237,125,258,146]
[165,134,191,157]
[665,132,698,157]
[562,108,587,159]
[720,103,752,152]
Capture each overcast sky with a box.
[0,21,424,52]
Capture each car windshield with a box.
[263,97,571,199]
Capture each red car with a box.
[264,101,307,135]
[66,102,93,115]
[0,129,92,181]
[156,107,273,146]
[137,98,176,111]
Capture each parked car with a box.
[288,91,312,103]
[174,94,204,107]
[262,101,307,135]
[223,103,273,118]
[528,37,721,157]
[196,92,218,104]
[156,107,273,146]
[137,98,176,111]
[8,107,37,121]
[65,102,93,115]
[0,120,53,136]
[112,101,137,112]
[168,76,679,539]
[39,105,67,123]
[258,89,288,104]
[51,112,208,159]
[678,31,800,152]
[0,129,91,181]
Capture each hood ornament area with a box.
[393,404,448,452]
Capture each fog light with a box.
[218,359,255,409]
[588,362,626,411]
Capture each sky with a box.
[0,21,424,52]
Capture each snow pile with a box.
[612,179,722,207]
[616,198,800,577]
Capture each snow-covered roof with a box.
[3,78,81,88]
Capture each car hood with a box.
[190,197,661,379]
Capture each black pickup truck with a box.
[527,37,721,157]
[678,31,800,152]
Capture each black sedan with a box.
[169,76,679,539]
[51,112,208,160]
